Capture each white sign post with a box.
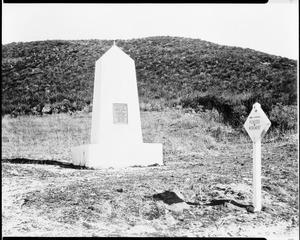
[244,102,271,212]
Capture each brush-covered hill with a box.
[2,36,297,130]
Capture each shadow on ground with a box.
[150,190,258,213]
[2,158,88,169]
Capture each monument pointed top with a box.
[98,40,132,63]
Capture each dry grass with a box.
[2,112,91,161]
[2,108,233,161]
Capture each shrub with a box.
[180,89,297,134]
[269,104,297,132]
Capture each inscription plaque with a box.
[113,103,128,124]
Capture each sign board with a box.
[244,103,271,142]
[113,103,128,124]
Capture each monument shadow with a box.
[2,158,88,169]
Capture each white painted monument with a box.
[244,102,271,212]
[71,43,163,168]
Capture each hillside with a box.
[1,36,297,130]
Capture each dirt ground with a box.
[2,134,299,238]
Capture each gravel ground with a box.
[2,134,298,238]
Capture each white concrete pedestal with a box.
[72,142,163,168]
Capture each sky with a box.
[2,1,298,60]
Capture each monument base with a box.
[71,142,163,168]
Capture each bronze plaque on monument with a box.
[113,103,128,124]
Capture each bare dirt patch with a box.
[2,136,298,238]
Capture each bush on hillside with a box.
[269,104,297,132]
[180,89,296,132]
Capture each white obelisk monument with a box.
[71,43,163,168]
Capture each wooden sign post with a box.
[244,102,271,212]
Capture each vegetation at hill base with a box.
[2,36,298,132]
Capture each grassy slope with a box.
[2,111,298,237]
[1,109,227,162]
[2,37,297,130]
